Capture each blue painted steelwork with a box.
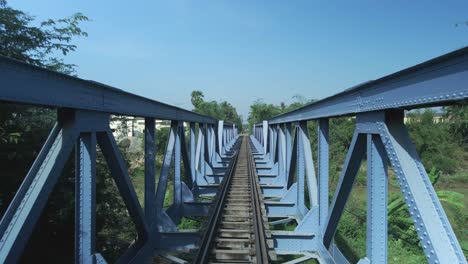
[252,122,323,257]
[0,56,239,262]
[0,44,466,263]
[318,119,329,232]
[155,120,240,251]
[268,47,468,124]
[75,132,97,263]
[144,117,156,234]
[0,111,79,263]
[252,47,468,263]
[365,133,388,263]
[0,56,219,124]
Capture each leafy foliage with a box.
[248,99,467,261]
[191,90,243,131]
[406,109,466,174]
[0,2,137,263]
[0,1,467,262]
[332,108,468,261]
[0,105,56,217]
[247,95,315,131]
[445,104,468,146]
[0,1,88,74]
[387,167,465,249]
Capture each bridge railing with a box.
[251,47,468,264]
[0,56,239,263]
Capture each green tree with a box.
[445,104,468,146]
[190,90,204,110]
[407,109,465,174]
[247,99,282,128]
[0,2,140,263]
[0,1,88,74]
[190,90,243,131]
[0,0,89,211]
[246,96,314,132]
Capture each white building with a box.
[110,116,171,138]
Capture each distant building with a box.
[110,116,171,138]
[404,111,446,124]
[344,110,446,124]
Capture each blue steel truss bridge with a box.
[0,47,467,264]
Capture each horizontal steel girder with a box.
[0,55,217,123]
[268,47,468,123]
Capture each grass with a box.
[124,140,468,263]
[127,159,467,262]
[177,217,204,230]
[446,187,468,253]
[337,183,468,262]
[128,160,164,208]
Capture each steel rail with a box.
[247,139,270,263]
[193,138,241,263]
[194,137,271,263]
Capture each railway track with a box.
[194,136,275,263]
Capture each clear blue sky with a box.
[8,0,468,120]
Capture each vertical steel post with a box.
[261,125,264,145]
[232,124,235,140]
[263,120,268,155]
[259,126,261,143]
[174,122,182,208]
[257,126,260,142]
[224,127,227,148]
[190,123,196,185]
[257,126,261,144]
[75,132,97,264]
[207,124,212,162]
[272,126,278,163]
[201,124,207,177]
[218,120,223,154]
[225,126,228,147]
[267,126,273,159]
[318,119,329,231]
[210,125,215,162]
[299,121,318,208]
[278,124,285,181]
[297,124,305,210]
[285,122,292,178]
[366,134,388,263]
[144,118,156,229]
[206,124,210,161]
